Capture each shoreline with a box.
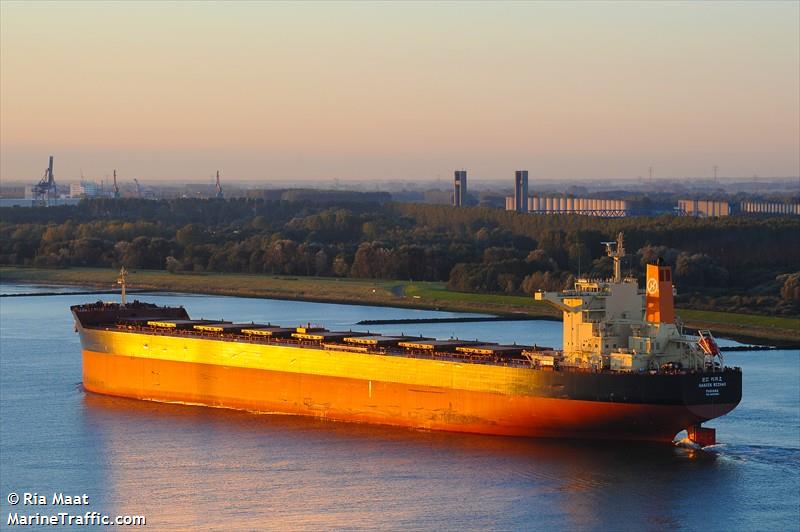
[2,267,798,347]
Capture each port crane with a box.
[33,156,58,206]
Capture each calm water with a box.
[1,286,798,531]
[0,283,95,295]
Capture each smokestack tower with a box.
[645,261,675,324]
[453,170,467,207]
[514,170,529,213]
[215,170,224,199]
[112,169,120,199]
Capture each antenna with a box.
[713,165,718,183]
[648,166,653,182]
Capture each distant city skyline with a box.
[1,1,798,182]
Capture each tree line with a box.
[1,198,798,315]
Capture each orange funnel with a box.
[645,263,675,324]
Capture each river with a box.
[0,286,797,530]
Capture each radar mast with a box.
[603,232,625,283]
[117,267,128,306]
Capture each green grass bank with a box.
[2,267,797,346]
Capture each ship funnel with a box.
[645,262,675,324]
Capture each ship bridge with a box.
[534,233,712,373]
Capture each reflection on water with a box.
[82,393,729,530]
[1,286,798,530]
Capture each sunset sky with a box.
[1,1,798,182]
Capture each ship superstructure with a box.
[536,233,719,373]
[72,237,741,445]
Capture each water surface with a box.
[1,287,797,530]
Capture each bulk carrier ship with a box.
[71,235,741,445]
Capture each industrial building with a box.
[453,170,467,207]
[70,180,106,199]
[678,199,799,217]
[505,195,629,217]
[677,199,731,217]
[738,201,800,215]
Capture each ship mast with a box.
[117,266,128,306]
[603,232,625,283]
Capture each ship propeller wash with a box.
[72,234,740,445]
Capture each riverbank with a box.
[2,266,798,346]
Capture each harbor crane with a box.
[33,156,58,206]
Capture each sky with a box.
[1,1,798,183]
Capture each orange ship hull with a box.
[83,349,729,442]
